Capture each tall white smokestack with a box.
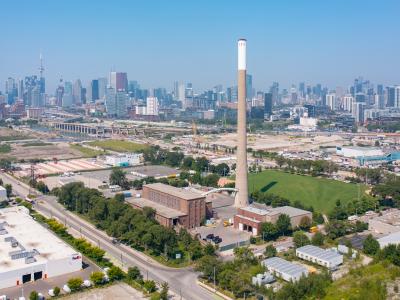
[234,39,249,208]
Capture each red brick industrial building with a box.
[234,204,312,236]
[127,183,211,229]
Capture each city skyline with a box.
[1,0,399,92]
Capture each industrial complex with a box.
[0,207,82,289]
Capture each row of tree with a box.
[53,182,207,262]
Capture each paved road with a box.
[0,173,215,300]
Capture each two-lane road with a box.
[0,173,215,300]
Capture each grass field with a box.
[323,262,399,300]
[70,144,106,157]
[248,170,369,213]
[0,144,11,153]
[87,140,148,153]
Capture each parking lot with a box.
[0,259,100,299]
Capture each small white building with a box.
[262,257,308,282]
[296,245,343,269]
[0,186,7,201]
[336,146,384,158]
[105,153,141,167]
[252,272,275,286]
[0,206,82,289]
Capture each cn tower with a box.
[234,39,249,208]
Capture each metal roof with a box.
[296,245,342,262]
[262,257,308,277]
[144,183,204,201]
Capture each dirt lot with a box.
[62,282,146,300]
[2,142,83,161]
[209,132,345,152]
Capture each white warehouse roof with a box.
[296,245,342,262]
[0,206,80,273]
[262,257,308,281]
[378,231,400,248]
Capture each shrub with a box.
[90,271,105,285]
[144,280,157,293]
[107,266,125,281]
[67,277,83,291]
[53,286,60,296]
[29,291,39,300]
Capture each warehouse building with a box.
[105,153,142,167]
[261,257,308,282]
[126,183,210,229]
[296,245,343,269]
[0,206,82,289]
[234,203,312,235]
[377,231,400,248]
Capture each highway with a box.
[0,173,216,300]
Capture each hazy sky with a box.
[1,0,399,93]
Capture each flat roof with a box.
[144,183,205,201]
[296,245,343,262]
[126,197,186,219]
[0,206,79,272]
[378,231,400,247]
[262,257,308,278]
[244,203,311,217]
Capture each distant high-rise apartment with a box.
[352,102,365,124]
[246,74,253,100]
[386,86,395,107]
[395,86,400,108]
[73,79,82,106]
[91,80,99,101]
[105,87,127,118]
[326,93,336,111]
[105,87,117,116]
[264,92,273,117]
[146,97,159,115]
[98,78,108,100]
[110,72,128,92]
[343,95,354,112]
[62,81,73,107]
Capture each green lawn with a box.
[87,140,148,153]
[70,144,106,158]
[248,170,368,213]
[0,144,11,153]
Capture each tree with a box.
[29,291,39,300]
[0,158,12,170]
[293,231,311,248]
[160,282,169,300]
[202,173,220,187]
[5,184,12,197]
[195,255,222,281]
[144,280,157,293]
[311,232,325,246]
[53,286,61,296]
[143,206,156,219]
[127,266,143,282]
[264,244,277,258]
[203,243,216,256]
[107,266,125,280]
[261,222,278,240]
[109,167,129,189]
[36,181,49,194]
[363,234,380,255]
[276,214,291,235]
[67,277,83,291]
[90,271,105,285]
